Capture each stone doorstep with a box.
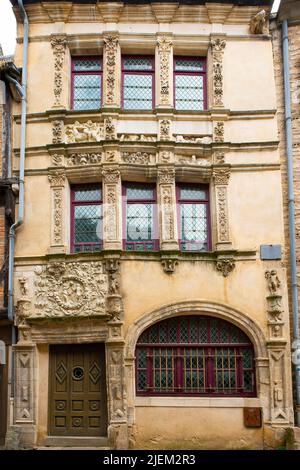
[42,436,109,448]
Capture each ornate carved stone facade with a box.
[65,121,104,143]
[48,171,65,249]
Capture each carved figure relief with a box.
[175,135,212,144]
[105,117,117,140]
[161,258,178,274]
[250,10,267,34]
[65,121,104,143]
[265,270,284,339]
[50,35,66,108]
[119,134,156,142]
[33,262,108,318]
[67,153,102,166]
[265,270,281,295]
[122,152,152,164]
[177,155,210,166]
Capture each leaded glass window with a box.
[122,56,154,110]
[174,57,206,111]
[177,185,210,252]
[71,57,102,110]
[136,316,256,396]
[71,186,102,253]
[124,184,158,251]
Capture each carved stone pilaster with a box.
[12,343,36,447]
[105,257,123,322]
[156,36,173,107]
[107,346,128,449]
[268,347,290,424]
[158,119,172,141]
[102,167,122,250]
[265,270,284,340]
[103,35,120,107]
[210,38,226,108]
[48,171,66,252]
[52,120,64,144]
[213,166,231,249]
[50,35,67,109]
[104,116,117,140]
[213,121,224,142]
[157,167,178,251]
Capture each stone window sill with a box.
[135,396,261,408]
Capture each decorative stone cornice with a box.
[151,3,178,23]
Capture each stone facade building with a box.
[0,50,20,446]
[6,0,296,449]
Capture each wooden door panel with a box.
[49,344,107,437]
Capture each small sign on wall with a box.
[244,407,262,428]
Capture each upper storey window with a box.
[174,57,206,111]
[71,186,102,253]
[71,57,102,110]
[122,56,155,110]
[177,185,211,252]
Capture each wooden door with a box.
[49,344,107,437]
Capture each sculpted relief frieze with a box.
[65,121,104,144]
[21,262,109,319]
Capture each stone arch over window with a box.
[135,315,256,397]
[125,301,268,361]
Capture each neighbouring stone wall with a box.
[272,21,300,339]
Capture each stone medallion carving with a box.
[33,262,108,318]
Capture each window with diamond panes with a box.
[71,186,102,253]
[71,58,102,110]
[122,56,154,110]
[174,57,206,111]
[177,185,210,252]
[123,184,158,251]
[136,316,256,396]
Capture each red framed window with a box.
[136,316,256,397]
[71,186,102,253]
[71,57,102,110]
[123,183,158,251]
[122,56,155,110]
[177,184,211,252]
[174,57,206,111]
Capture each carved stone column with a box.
[102,167,122,250]
[210,37,226,109]
[50,35,67,109]
[156,35,173,108]
[264,269,293,425]
[157,167,179,251]
[213,166,232,250]
[48,171,66,254]
[12,337,36,448]
[103,34,121,108]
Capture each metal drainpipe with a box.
[7,0,28,400]
[7,0,28,325]
[282,19,300,427]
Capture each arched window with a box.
[136,316,256,397]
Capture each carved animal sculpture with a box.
[250,10,267,35]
